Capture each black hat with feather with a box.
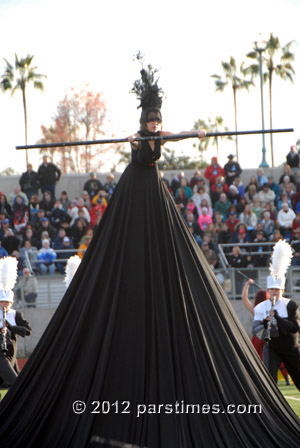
[131,60,164,128]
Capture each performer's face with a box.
[146,111,162,133]
[146,120,161,133]
[267,288,282,300]
[0,301,11,310]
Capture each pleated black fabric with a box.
[0,142,300,447]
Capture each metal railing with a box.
[215,242,300,300]
[218,242,276,270]
[13,264,300,309]
[14,244,300,308]
[24,248,85,274]
[213,265,300,301]
[15,248,87,308]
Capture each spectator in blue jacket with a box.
[37,239,57,275]
[267,175,281,205]
[51,200,67,229]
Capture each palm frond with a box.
[221,61,232,73]
[281,50,294,62]
[267,33,280,51]
[34,81,44,91]
[283,62,295,73]
[246,51,258,60]
[229,56,236,70]
[285,72,294,83]
[1,77,12,91]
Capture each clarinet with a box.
[264,297,276,342]
[0,307,8,356]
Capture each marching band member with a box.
[0,257,31,389]
[253,240,300,389]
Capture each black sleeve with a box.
[6,312,32,337]
[34,172,40,188]
[37,166,43,183]
[275,300,299,336]
[55,165,61,181]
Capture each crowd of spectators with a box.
[1,146,300,289]
[162,146,300,270]
[0,160,117,284]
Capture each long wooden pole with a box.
[15,128,293,150]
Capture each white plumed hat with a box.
[0,257,18,303]
[64,255,81,288]
[267,240,292,290]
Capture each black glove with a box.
[263,318,269,329]
[5,321,12,331]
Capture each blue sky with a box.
[0,0,299,172]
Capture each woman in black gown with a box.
[0,66,300,448]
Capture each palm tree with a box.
[193,118,210,163]
[207,115,232,159]
[1,54,46,164]
[211,57,254,161]
[193,116,233,162]
[246,34,295,167]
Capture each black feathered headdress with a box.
[131,66,163,111]
[131,58,164,127]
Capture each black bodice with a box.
[131,136,161,165]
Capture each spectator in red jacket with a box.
[210,175,229,194]
[204,157,225,191]
[225,210,240,237]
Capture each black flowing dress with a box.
[0,139,299,447]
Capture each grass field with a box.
[0,389,8,400]
[278,380,300,418]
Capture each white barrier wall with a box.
[1,167,284,200]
